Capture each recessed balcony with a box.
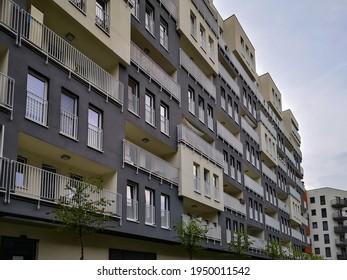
[224,193,246,215]
[182,214,221,242]
[264,214,280,231]
[334,225,347,234]
[216,121,243,155]
[244,174,263,197]
[333,211,347,221]
[331,198,347,208]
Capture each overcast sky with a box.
[214,0,347,191]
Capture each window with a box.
[314,248,320,255]
[160,103,169,135]
[220,87,226,110]
[227,96,233,117]
[207,105,213,130]
[324,234,330,244]
[213,174,219,201]
[15,156,27,188]
[313,234,319,241]
[311,209,316,216]
[322,221,328,231]
[233,102,239,124]
[251,147,255,165]
[223,151,228,175]
[312,222,317,229]
[160,18,168,50]
[198,97,205,123]
[320,195,326,205]
[127,182,138,221]
[325,247,331,258]
[145,2,155,35]
[246,142,250,161]
[193,163,200,193]
[240,36,244,47]
[145,93,155,126]
[321,208,327,218]
[230,156,235,179]
[249,198,253,219]
[204,169,211,198]
[128,78,139,115]
[199,24,205,50]
[188,87,195,115]
[190,12,196,38]
[145,188,155,225]
[60,92,78,139]
[131,0,140,19]
[161,194,170,229]
[95,0,109,33]
[208,36,214,60]
[88,107,103,151]
[26,72,48,126]
[69,0,86,13]
[236,161,242,183]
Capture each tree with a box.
[228,231,253,259]
[265,240,288,260]
[52,175,113,260]
[173,218,208,260]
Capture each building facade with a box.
[307,187,347,260]
[0,0,308,260]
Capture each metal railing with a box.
[241,117,259,144]
[285,147,296,165]
[0,157,122,216]
[128,91,139,115]
[194,176,201,193]
[145,13,155,36]
[265,214,280,231]
[177,124,224,167]
[214,185,220,201]
[224,193,246,215]
[145,105,155,126]
[277,156,287,172]
[160,32,169,50]
[60,109,78,139]
[218,63,240,97]
[0,72,15,114]
[0,0,20,34]
[69,0,86,13]
[259,111,277,138]
[17,9,124,106]
[127,198,138,221]
[188,98,195,115]
[198,106,205,123]
[182,214,221,241]
[204,181,211,198]
[216,121,243,154]
[131,42,181,102]
[249,236,266,251]
[291,228,304,241]
[160,115,169,135]
[123,140,179,185]
[179,49,216,99]
[161,209,170,228]
[145,204,155,225]
[87,123,103,151]
[289,186,301,201]
[131,0,140,19]
[261,163,276,183]
[25,91,48,126]
[244,174,263,197]
[95,4,110,33]
[278,199,289,214]
[207,115,213,130]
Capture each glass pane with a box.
[27,74,45,99]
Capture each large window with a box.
[26,72,48,126]
[161,194,170,229]
[160,103,169,135]
[88,107,103,151]
[131,0,140,19]
[190,12,196,38]
[60,92,78,139]
[193,163,200,193]
[199,24,206,50]
[160,18,168,50]
[127,182,138,221]
[188,87,195,115]
[145,188,155,225]
[145,93,155,126]
[198,97,205,123]
[95,0,109,33]
[128,78,139,115]
[145,2,155,35]
[207,105,213,131]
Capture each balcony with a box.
[278,199,289,214]
[277,156,287,172]
[259,111,276,138]
[161,209,170,229]
[289,186,301,201]
[60,109,78,140]
[334,225,347,234]
[285,147,296,165]
[16,9,124,106]
[130,42,181,102]
[244,174,263,197]
[0,72,15,117]
[333,211,347,221]
[179,49,216,99]
[265,214,280,231]
[241,117,259,144]
[88,123,103,151]
[218,63,240,97]
[123,140,179,185]
[0,157,122,216]
[182,214,221,242]
[177,124,223,167]
[331,198,347,208]
[224,193,246,215]
[335,238,347,247]
[261,163,276,183]
[216,121,243,155]
[337,253,347,260]
[291,228,305,242]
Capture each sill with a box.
[145,121,156,128]
[214,199,220,203]
[160,130,170,138]
[25,117,49,128]
[59,132,79,142]
[127,218,140,223]
[87,145,104,153]
[190,33,197,42]
[160,43,169,53]
[145,223,156,228]
[194,190,201,195]
[200,45,206,53]
[128,109,140,118]
[145,27,156,38]
[95,23,110,36]
[205,195,211,199]
[161,226,171,231]
[209,56,215,64]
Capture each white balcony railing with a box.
[127,198,138,221]
[95,5,110,33]
[177,124,224,167]
[291,228,304,242]
[123,140,179,185]
[207,116,214,130]
[0,157,122,216]
[277,156,287,172]
[218,63,240,97]
[0,0,20,34]
[161,209,170,229]
[249,236,266,251]
[226,229,232,243]
[241,117,259,144]
[88,123,103,151]
[16,9,124,106]
[214,185,220,201]
[69,0,86,13]
[182,214,221,242]
[145,204,155,225]
[194,176,201,193]
[60,109,78,139]
[188,98,195,114]
[261,163,277,183]
[244,174,263,197]
[179,49,216,99]
[265,214,280,231]
[131,42,181,102]
[128,92,139,115]
[216,122,243,154]
[25,91,48,126]
[285,147,296,165]
[224,193,246,215]
[0,72,15,115]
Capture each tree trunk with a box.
[79,229,84,260]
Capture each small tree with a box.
[265,240,288,260]
[228,231,253,259]
[173,218,208,260]
[52,175,113,260]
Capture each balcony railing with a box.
[123,140,179,185]
[285,147,296,165]
[0,72,15,116]
[289,186,301,201]
[191,0,218,36]
[224,193,246,215]
[145,13,155,35]
[265,214,280,231]
[204,181,211,198]
[88,123,103,151]
[60,109,78,139]
[14,9,124,106]
[261,163,276,183]
[130,42,181,102]
[277,156,287,172]
[0,157,122,216]
[160,115,169,135]
[335,225,347,234]
[291,228,304,242]
[179,49,216,99]
[333,211,347,220]
[335,238,347,247]
[188,98,195,114]
[177,124,224,167]
[69,0,86,13]
[218,63,240,97]
[128,92,139,115]
[25,91,48,126]
[214,185,220,201]
[145,105,155,126]
[160,0,177,20]
[244,174,263,197]
[193,176,200,193]
[278,199,289,214]
[127,198,138,221]
[95,5,110,33]
[216,121,243,155]
[161,209,170,229]
[259,111,276,138]
[249,236,266,251]
[145,204,155,225]
[182,214,221,242]
[207,116,214,130]
[0,0,20,34]
[331,198,347,208]
[241,117,259,143]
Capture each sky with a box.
[214,0,347,191]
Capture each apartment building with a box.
[307,187,347,260]
[0,0,308,259]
